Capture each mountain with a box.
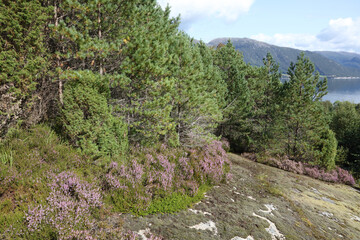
[208,38,360,77]
[315,51,360,70]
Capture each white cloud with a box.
[157,0,255,22]
[251,17,360,53]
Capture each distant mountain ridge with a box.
[315,51,360,70]
[208,38,360,77]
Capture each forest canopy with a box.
[1,0,359,178]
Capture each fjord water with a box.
[322,78,360,103]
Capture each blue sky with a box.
[157,0,360,53]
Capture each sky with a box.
[157,0,360,53]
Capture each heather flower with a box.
[121,230,139,240]
[160,143,167,151]
[281,159,304,174]
[105,173,126,190]
[109,161,118,170]
[321,169,339,182]
[146,154,156,164]
[304,167,320,179]
[337,167,356,185]
[195,140,230,184]
[25,171,102,239]
[156,154,175,191]
[26,205,45,232]
[178,157,193,180]
[102,140,231,213]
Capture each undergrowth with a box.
[137,184,211,216]
[243,152,356,186]
[0,125,230,239]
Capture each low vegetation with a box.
[0,126,230,239]
[1,0,359,239]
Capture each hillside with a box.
[2,1,360,239]
[118,153,360,240]
[316,51,360,70]
[208,38,360,77]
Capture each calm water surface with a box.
[323,78,360,103]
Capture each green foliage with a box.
[330,101,360,145]
[0,0,49,96]
[138,185,210,216]
[330,101,360,178]
[167,34,223,146]
[214,40,251,152]
[0,0,51,136]
[109,1,179,145]
[0,149,13,166]
[335,146,349,166]
[317,129,337,170]
[61,70,128,158]
[1,1,360,238]
[198,41,227,109]
[245,53,282,152]
[279,53,329,162]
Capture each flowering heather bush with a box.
[304,166,321,179]
[319,169,339,182]
[190,140,231,184]
[337,167,356,185]
[280,159,304,175]
[243,153,355,185]
[25,171,102,239]
[104,140,231,213]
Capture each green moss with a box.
[256,173,283,197]
[105,184,211,217]
[138,185,211,216]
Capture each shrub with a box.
[25,171,102,239]
[281,158,304,175]
[104,140,230,214]
[60,70,128,158]
[0,125,105,239]
[1,126,231,237]
[337,167,356,185]
[318,129,337,170]
[189,140,231,184]
[243,152,355,185]
[304,166,321,179]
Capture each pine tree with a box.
[280,53,333,166]
[167,34,222,146]
[245,53,282,151]
[330,101,360,174]
[197,41,227,110]
[110,1,180,145]
[213,40,251,152]
[44,0,130,155]
[0,0,50,135]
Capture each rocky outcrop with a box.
[114,153,360,239]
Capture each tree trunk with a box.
[54,3,63,105]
